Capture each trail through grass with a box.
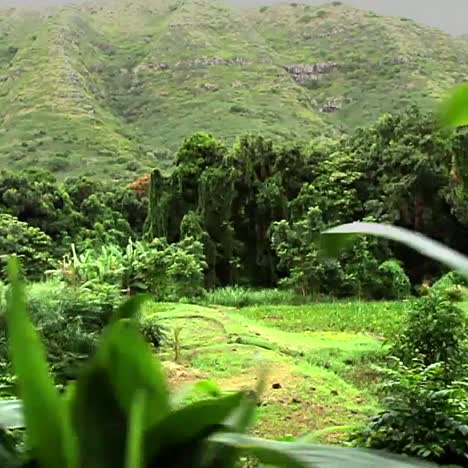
[143,300,409,443]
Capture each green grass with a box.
[143,300,387,442]
[201,287,310,308]
[234,300,410,338]
[1,0,468,180]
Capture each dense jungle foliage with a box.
[3,105,468,299]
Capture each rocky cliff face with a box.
[283,62,337,83]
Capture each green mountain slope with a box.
[246,2,468,130]
[0,0,467,180]
[94,0,326,156]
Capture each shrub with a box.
[139,316,166,348]
[340,237,381,299]
[433,272,466,289]
[299,14,313,23]
[0,280,121,383]
[58,238,207,301]
[0,214,53,280]
[354,290,468,465]
[353,361,468,465]
[303,80,322,90]
[432,271,466,301]
[374,260,411,300]
[390,293,467,380]
[442,285,464,302]
[229,104,247,114]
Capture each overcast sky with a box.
[0,0,466,35]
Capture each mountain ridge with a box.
[0,0,467,181]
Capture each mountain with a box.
[245,3,468,128]
[0,0,467,181]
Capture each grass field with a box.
[144,299,414,443]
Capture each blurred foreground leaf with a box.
[321,222,468,279]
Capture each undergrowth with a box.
[201,287,313,308]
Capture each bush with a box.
[442,285,464,302]
[432,271,467,301]
[374,260,411,300]
[355,288,468,464]
[57,237,207,301]
[353,361,468,465]
[229,104,247,114]
[390,293,467,380]
[0,214,53,280]
[303,80,322,90]
[139,315,166,348]
[131,237,206,300]
[0,280,121,383]
[299,14,313,23]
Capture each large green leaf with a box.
[71,319,170,468]
[125,391,146,468]
[205,392,259,468]
[0,400,23,429]
[213,369,266,468]
[145,391,245,463]
[439,83,468,128]
[211,433,435,467]
[96,320,170,429]
[71,365,128,468]
[321,222,468,278]
[5,258,76,468]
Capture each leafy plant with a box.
[0,214,53,281]
[139,316,166,349]
[374,260,411,300]
[0,280,121,384]
[389,292,467,381]
[431,272,466,302]
[0,257,428,467]
[352,361,468,465]
[57,237,207,300]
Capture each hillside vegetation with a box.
[1,0,468,180]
